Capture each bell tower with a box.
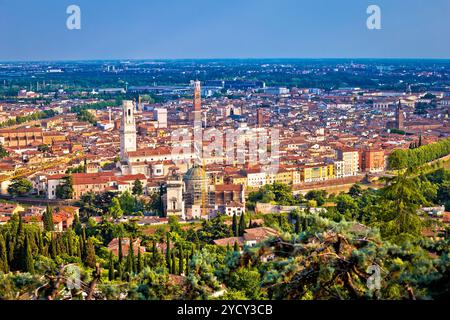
[120,100,137,160]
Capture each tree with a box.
[132,179,143,196]
[379,172,426,240]
[336,194,359,219]
[55,175,74,200]
[118,237,123,264]
[84,238,96,268]
[119,191,135,214]
[0,143,8,159]
[305,190,326,206]
[166,233,171,270]
[43,205,54,232]
[295,216,301,233]
[232,214,238,237]
[129,238,135,274]
[171,252,176,275]
[7,178,32,197]
[0,234,9,273]
[108,251,114,281]
[22,235,34,274]
[108,197,123,219]
[178,247,183,275]
[198,216,232,243]
[238,213,246,236]
[126,249,133,276]
[37,144,50,153]
[348,184,363,198]
[227,268,262,299]
[137,249,143,274]
[388,137,450,170]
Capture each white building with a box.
[336,149,359,177]
[120,100,137,160]
[154,108,168,128]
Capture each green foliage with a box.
[0,143,9,159]
[305,190,327,206]
[84,238,96,268]
[55,175,74,200]
[43,206,54,232]
[119,191,136,215]
[0,110,57,128]
[132,180,144,196]
[248,183,302,209]
[388,137,450,170]
[108,197,123,219]
[76,109,97,125]
[238,214,246,236]
[197,216,232,244]
[7,178,33,197]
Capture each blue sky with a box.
[0,0,449,61]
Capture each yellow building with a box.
[43,132,66,145]
[273,169,294,185]
[301,164,331,183]
[230,174,247,186]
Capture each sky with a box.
[0,0,449,61]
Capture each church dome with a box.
[184,165,206,181]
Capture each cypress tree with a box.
[81,226,87,244]
[232,214,238,237]
[126,249,133,275]
[23,235,34,274]
[37,232,44,255]
[185,251,190,275]
[129,238,135,273]
[0,234,9,273]
[73,214,82,235]
[43,206,54,231]
[118,237,123,264]
[78,235,84,257]
[234,241,240,252]
[117,262,123,280]
[67,232,73,256]
[166,233,171,270]
[171,252,176,274]
[238,213,245,236]
[50,236,57,259]
[6,233,14,265]
[295,216,301,233]
[137,250,143,274]
[77,239,82,259]
[152,240,156,258]
[226,243,231,254]
[108,251,114,281]
[167,252,172,273]
[178,247,183,275]
[17,213,23,237]
[84,238,96,268]
[248,215,253,229]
